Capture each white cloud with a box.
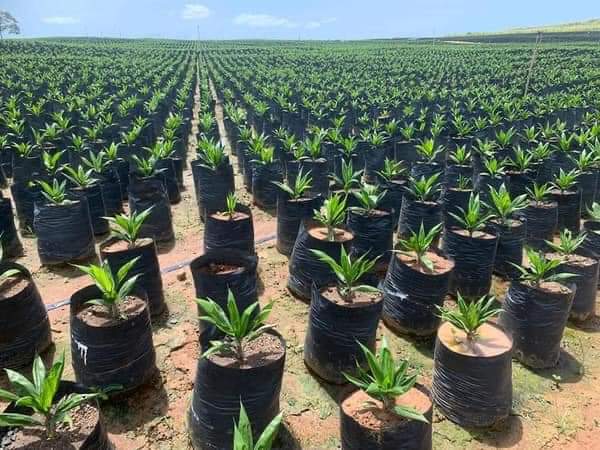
[182,4,211,20]
[306,17,337,29]
[233,13,297,28]
[42,16,80,25]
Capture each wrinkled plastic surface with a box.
[70,285,157,393]
[520,203,557,251]
[190,250,258,348]
[398,198,442,241]
[252,162,283,209]
[276,194,322,256]
[34,200,96,265]
[378,180,405,229]
[559,257,599,321]
[128,175,174,243]
[488,220,526,279]
[11,181,41,233]
[0,198,23,258]
[155,158,181,204]
[72,184,109,236]
[0,262,52,369]
[188,331,285,450]
[287,221,354,300]
[442,228,498,298]
[347,209,393,263]
[191,160,234,219]
[304,284,382,383]
[442,188,470,231]
[432,327,512,427]
[340,386,433,450]
[100,238,165,317]
[383,254,452,336]
[203,205,255,254]
[500,281,573,368]
[551,189,581,233]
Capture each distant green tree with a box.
[0,11,20,39]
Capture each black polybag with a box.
[398,197,442,242]
[128,174,174,243]
[287,221,354,300]
[252,162,283,209]
[71,184,109,236]
[382,253,452,336]
[191,159,235,219]
[34,199,96,265]
[347,209,393,264]
[520,202,557,251]
[550,189,581,233]
[276,193,322,256]
[188,331,285,450]
[488,219,526,280]
[0,198,23,258]
[190,250,258,349]
[432,326,512,427]
[304,284,382,383]
[70,285,156,393]
[499,281,574,368]
[0,262,52,369]
[203,205,255,254]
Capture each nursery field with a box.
[1,37,600,450]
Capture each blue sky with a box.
[2,0,598,40]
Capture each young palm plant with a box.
[332,160,362,194]
[406,173,441,202]
[313,194,347,241]
[396,223,442,271]
[233,401,282,450]
[273,169,312,200]
[512,248,576,288]
[105,207,154,248]
[38,179,70,205]
[74,257,140,320]
[343,336,428,423]
[311,246,379,302]
[63,165,98,189]
[0,353,107,440]
[351,184,386,215]
[487,184,528,226]
[196,290,273,361]
[545,229,587,257]
[449,193,493,236]
[436,293,502,341]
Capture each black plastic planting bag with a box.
[252,162,283,209]
[191,160,234,219]
[0,198,23,258]
[156,158,181,204]
[558,257,599,321]
[340,386,433,450]
[0,262,52,369]
[70,285,156,393]
[304,284,383,383]
[99,238,165,318]
[507,171,533,198]
[72,184,109,236]
[488,220,526,280]
[410,162,443,180]
[442,188,471,230]
[99,169,124,217]
[432,328,512,427]
[382,254,453,336]
[520,202,557,251]
[287,221,354,300]
[188,332,285,450]
[128,175,174,243]
[276,193,323,256]
[301,159,329,197]
[0,381,113,450]
[378,180,405,228]
[364,147,388,183]
[442,228,498,298]
[476,174,507,205]
[578,170,597,214]
[109,158,130,199]
[34,199,96,265]
[347,209,393,264]
[500,281,573,368]
[398,197,442,241]
[444,164,472,188]
[11,181,42,233]
[551,189,581,233]
[190,250,258,348]
[203,205,255,254]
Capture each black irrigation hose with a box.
[45,232,277,312]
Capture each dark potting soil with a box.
[211,211,250,222]
[101,237,153,253]
[1,403,98,449]
[0,276,29,300]
[308,227,353,243]
[341,388,431,430]
[397,252,454,275]
[208,332,284,369]
[529,280,573,295]
[437,322,512,358]
[321,286,382,307]
[76,295,146,327]
[197,262,244,276]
